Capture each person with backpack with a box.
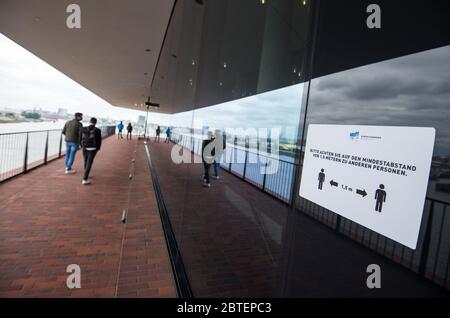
[126,123,133,140]
[117,121,124,139]
[81,118,102,185]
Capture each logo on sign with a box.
[350,131,361,140]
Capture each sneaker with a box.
[202,182,211,188]
[212,175,220,180]
[65,169,76,174]
[82,179,91,185]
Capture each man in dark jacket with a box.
[80,117,102,185]
[202,131,215,188]
[126,123,133,140]
[212,129,226,179]
[62,112,83,174]
[155,126,161,142]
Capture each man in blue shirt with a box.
[117,121,124,139]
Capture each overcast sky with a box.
[0,32,303,132]
[0,33,167,123]
[307,45,450,155]
[1,31,448,154]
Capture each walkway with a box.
[0,137,177,298]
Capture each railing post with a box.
[262,134,271,191]
[23,132,29,173]
[44,130,49,164]
[262,161,268,191]
[58,133,63,158]
[419,200,435,276]
[229,136,236,172]
[335,215,342,232]
[242,136,249,180]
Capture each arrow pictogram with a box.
[356,189,367,197]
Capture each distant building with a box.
[57,108,68,118]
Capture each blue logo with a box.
[350,131,360,140]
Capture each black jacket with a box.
[202,138,215,164]
[81,125,102,150]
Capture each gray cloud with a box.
[0,33,152,123]
[308,45,450,155]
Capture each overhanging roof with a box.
[0,0,174,113]
[2,1,449,116]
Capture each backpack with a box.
[82,127,97,148]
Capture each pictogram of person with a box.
[375,184,387,212]
[318,169,325,190]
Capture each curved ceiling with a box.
[0,0,175,112]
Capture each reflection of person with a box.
[318,169,325,190]
[155,126,161,143]
[212,129,226,179]
[165,127,172,143]
[375,184,387,212]
[62,112,83,174]
[126,123,133,140]
[202,131,215,188]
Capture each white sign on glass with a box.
[299,124,435,249]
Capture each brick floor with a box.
[0,137,176,298]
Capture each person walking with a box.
[212,129,226,179]
[80,118,102,185]
[126,123,133,140]
[202,131,215,188]
[165,127,172,143]
[117,121,124,139]
[62,112,83,174]
[155,126,161,142]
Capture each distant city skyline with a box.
[0,33,173,125]
[0,32,305,133]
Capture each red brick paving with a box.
[0,137,176,298]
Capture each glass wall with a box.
[283,0,450,295]
[148,0,450,296]
[148,0,311,297]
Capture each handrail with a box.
[173,132,450,206]
[172,132,297,203]
[177,133,298,165]
[0,126,116,183]
[0,128,63,136]
[425,196,450,206]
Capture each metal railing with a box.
[298,196,450,290]
[171,131,450,290]
[0,126,116,183]
[172,132,297,203]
